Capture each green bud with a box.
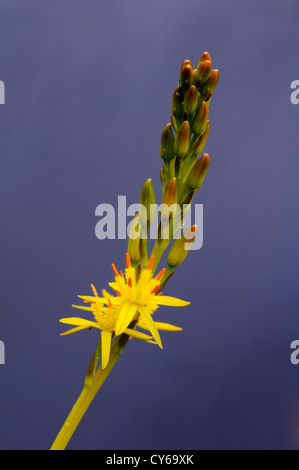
[195,60,212,84]
[184,85,198,114]
[160,178,180,232]
[139,179,156,227]
[198,52,212,64]
[167,225,197,267]
[171,113,178,132]
[187,154,210,190]
[162,177,177,208]
[127,215,141,262]
[192,101,209,136]
[171,86,184,119]
[160,123,175,161]
[180,60,194,90]
[201,69,219,95]
[190,121,210,155]
[181,190,195,207]
[174,121,190,157]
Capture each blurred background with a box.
[0,0,299,450]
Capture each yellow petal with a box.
[124,328,153,341]
[102,289,113,299]
[151,296,190,307]
[139,306,162,349]
[101,330,112,369]
[138,320,182,332]
[72,305,93,312]
[60,326,89,336]
[78,295,109,304]
[115,302,138,336]
[59,317,101,329]
[108,282,120,291]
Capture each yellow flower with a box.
[60,253,190,368]
[60,286,153,369]
[78,253,190,349]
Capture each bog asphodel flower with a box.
[60,253,190,368]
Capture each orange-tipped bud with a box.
[187,154,210,190]
[190,121,210,155]
[174,121,190,157]
[167,226,197,267]
[180,60,194,90]
[162,177,177,208]
[160,123,175,161]
[199,52,212,63]
[184,85,198,114]
[161,177,178,222]
[192,101,209,136]
[203,69,219,94]
[196,60,212,84]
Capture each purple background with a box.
[0,0,299,450]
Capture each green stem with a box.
[50,335,129,451]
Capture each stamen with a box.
[128,278,133,288]
[150,285,159,295]
[136,263,142,283]
[108,299,112,308]
[126,252,131,268]
[156,268,166,281]
[147,255,155,270]
[120,270,125,279]
[111,264,119,277]
[91,284,99,297]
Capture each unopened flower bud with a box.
[198,52,212,64]
[171,113,178,132]
[171,86,184,120]
[184,85,198,114]
[202,69,219,94]
[192,101,209,136]
[187,154,210,190]
[196,60,212,84]
[180,60,194,90]
[174,121,190,157]
[139,179,156,227]
[167,225,197,267]
[190,121,210,155]
[161,178,178,222]
[162,177,177,207]
[160,123,175,162]
[128,215,141,262]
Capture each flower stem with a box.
[50,334,129,450]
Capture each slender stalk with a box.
[50,335,129,450]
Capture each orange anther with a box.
[91,284,99,297]
[147,255,155,270]
[126,252,131,268]
[156,268,166,281]
[111,264,119,277]
[150,285,159,295]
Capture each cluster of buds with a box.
[160,52,219,207]
[128,53,218,272]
